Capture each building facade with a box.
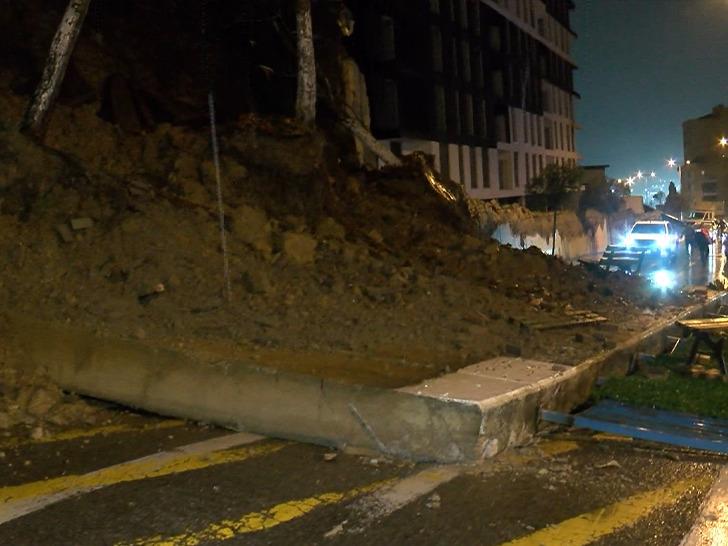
[347,0,579,201]
[681,104,728,211]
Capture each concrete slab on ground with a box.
[399,358,568,405]
[2,291,727,463]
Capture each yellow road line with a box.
[537,440,580,456]
[0,434,285,524]
[500,476,713,546]
[118,479,394,546]
[0,420,185,450]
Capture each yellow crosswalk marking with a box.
[117,479,395,546]
[500,476,712,546]
[0,420,184,450]
[0,438,286,523]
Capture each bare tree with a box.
[295,0,316,126]
[20,0,92,139]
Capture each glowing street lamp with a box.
[650,171,656,178]
[636,170,644,179]
[719,136,728,147]
[667,158,676,168]
[626,176,635,185]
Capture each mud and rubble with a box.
[0,1,702,433]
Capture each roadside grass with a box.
[594,354,728,420]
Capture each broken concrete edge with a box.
[472,290,728,416]
[1,292,726,464]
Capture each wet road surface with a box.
[0,413,725,545]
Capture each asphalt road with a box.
[0,411,725,546]
[640,241,724,290]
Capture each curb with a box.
[680,466,728,546]
[2,292,726,463]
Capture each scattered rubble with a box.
[0,18,704,431]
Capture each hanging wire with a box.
[202,0,232,302]
[208,92,232,302]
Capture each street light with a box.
[667,158,676,168]
[650,171,656,178]
[636,170,644,179]
[719,136,727,147]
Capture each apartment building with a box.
[681,104,728,210]
[346,0,579,201]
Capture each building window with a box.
[434,85,446,132]
[482,148,490,188]
[462,41,471,82]
[525,152,530,182]
[429,0,440,14]
[514,152,520,187]
[371,78,399,131]
[463,94,474,136]
[523,112,529,144]
[481,100,488,137]
[532,153,538,177]
[469,2,480,35]
[489,26,501,51]
[496,114,507,142]
[537,118,543,146]
[431,26,443,72]
[450,39,458,78]
[493,70,504,99]
[448,91,461,134]
[374,16,396,62]
[470,148,478,189]
[473,50,484,87]
[544,121,553,150]
[458,0,468,28]
[498,151,513,190]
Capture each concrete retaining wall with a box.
[2,293,725,462]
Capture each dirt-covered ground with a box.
[0,81,701,430]
[0,1,704,434]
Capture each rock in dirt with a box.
[241,269,273,294]
[26,387,62,417]
[282,231,317,265]
[0,411,14,428]
[70,217,94,230]
[55,223,74,243]
[316,217,346,241]
[232,205,273,257]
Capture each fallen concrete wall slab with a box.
[3,292,726,462]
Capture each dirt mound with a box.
[0,1,702,430]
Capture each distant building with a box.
[581,164,609,188]
[346,0,579,201]
[681,104,728,211]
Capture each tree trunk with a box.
[295,0,316,126]
[341,115,402,167]
[20,0,92,140]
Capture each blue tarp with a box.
[541,400,728,455]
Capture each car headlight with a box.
[652,269,676,290]
[657,236,670,249]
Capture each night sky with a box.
[573,0,728,191]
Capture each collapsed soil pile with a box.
[0,1,703,433]
[1,84,697,392]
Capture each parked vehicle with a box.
[684,210,717,231]
[623,220,680,259]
